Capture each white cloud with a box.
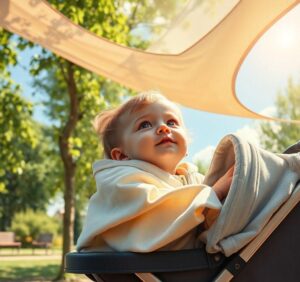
[259,106,277,117]
[193,145,215,166]
[234,124,261,146]
[193,122,262,167]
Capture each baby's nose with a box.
[157,124,171,134]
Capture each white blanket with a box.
[200,134,300,257]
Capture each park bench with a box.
[32,233,53,254]
[0,232,21,250]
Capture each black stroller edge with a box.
[65,248,227,282]
[65,248,225,274]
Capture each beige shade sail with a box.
[0,0,299,122]
[147,0,240,55]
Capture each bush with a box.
[10,210,61,247]
[52,235,63,248]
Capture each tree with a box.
[0,51,54,229]
[0,27,60,230]
[259,78,300,152]
[0,30,23,193]
[0,83,58,230]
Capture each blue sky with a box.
[11,4,300,165]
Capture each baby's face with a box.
[116,100,188,174]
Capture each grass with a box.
[0,249,88,281]
[0,259,60,281]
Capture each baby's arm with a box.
[212,165,234,200]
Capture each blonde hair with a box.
[94,91,178,158]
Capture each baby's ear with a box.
[110,148,129,160]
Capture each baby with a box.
[77,91,233,252]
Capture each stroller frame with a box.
[65,142,300,281]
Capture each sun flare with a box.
[276,25,297,49]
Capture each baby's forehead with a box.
[135,100,181,116]
[117,101,184,137]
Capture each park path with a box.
[0,249,62,261]
[0,254,61,261]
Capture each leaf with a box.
[0,183,7,193]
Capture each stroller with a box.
[65,143,300,282]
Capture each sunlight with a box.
[236,4,300,119]
[276,23,297,49]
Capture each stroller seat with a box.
[66,142,300,282]
[66,193,300,282]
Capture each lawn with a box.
[0,259,60,281]
[0,250,88,281]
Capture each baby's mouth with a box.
[156,137,176,146]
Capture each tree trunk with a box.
[57,157,76,279]
[56,62,80,280]
[0,197,11,230]
[1,180,17,230]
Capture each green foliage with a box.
[0,29,61,231]
[0,77,37,193]
[259,78,300,152]
[0,29,17,70]
[49,0,131,44]
[194,161,209,175]
[11,210,60,246]
[0,77,60,230]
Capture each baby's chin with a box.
[148,159,183,174]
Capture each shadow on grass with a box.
[0,262,59,281]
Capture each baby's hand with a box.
[212,165,234,200]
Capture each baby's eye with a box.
[138,121,152,130]
[167,119,178,127]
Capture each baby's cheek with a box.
[134,138,152,157]
[179,135,188,154]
